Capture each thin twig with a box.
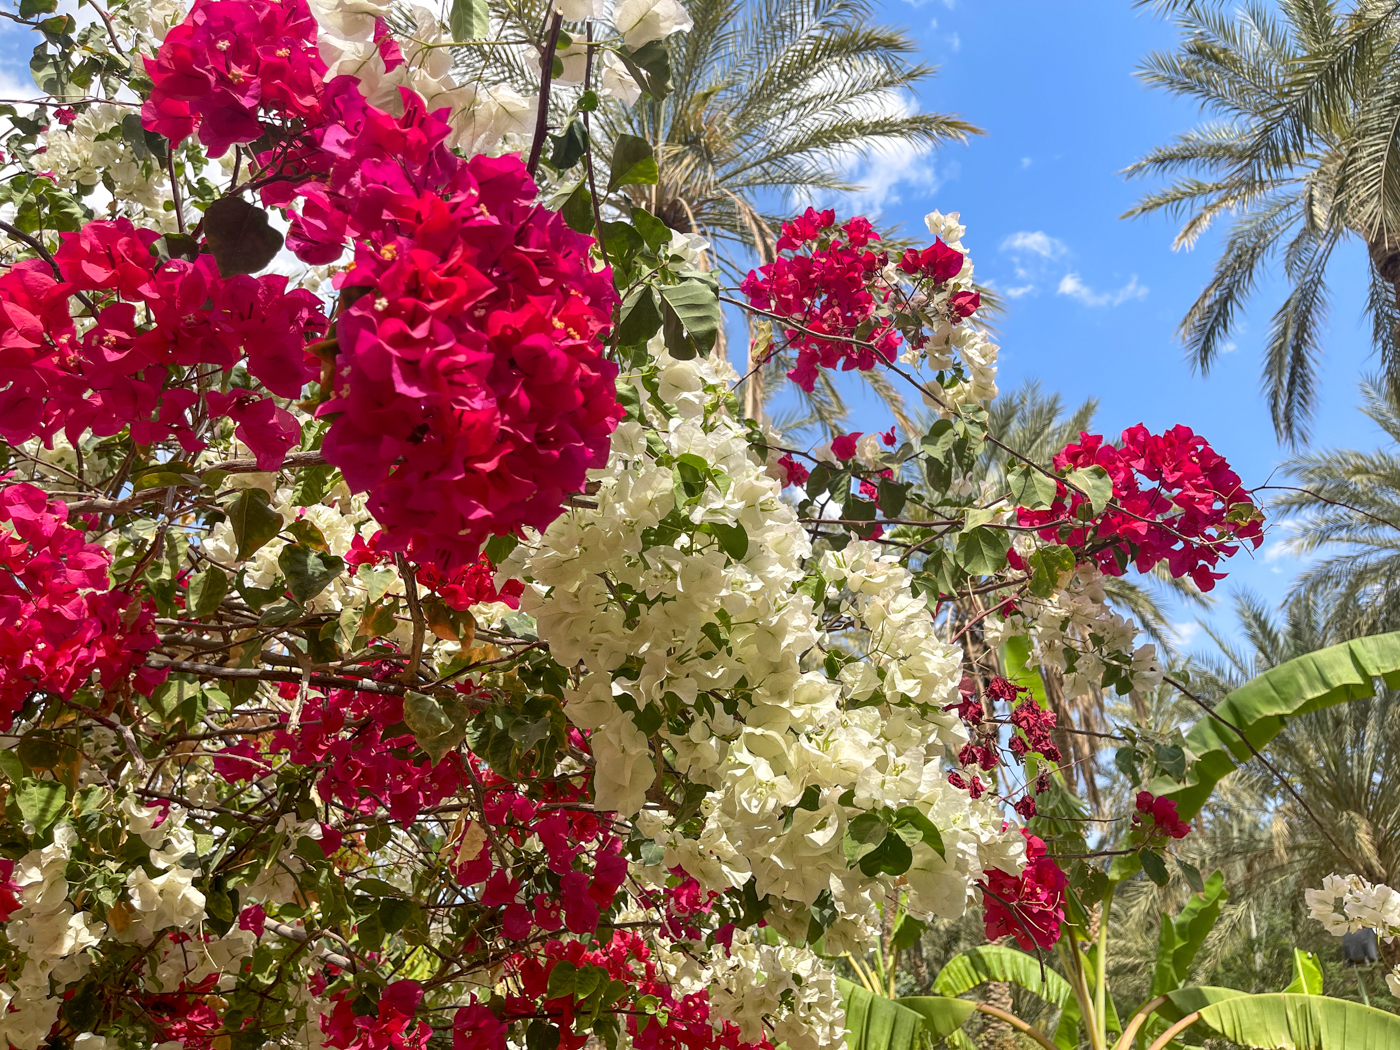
[397,553,427,685]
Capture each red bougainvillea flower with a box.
[1014,424,1264,591]
[1134,790,1192,839]
[0,219,324,462]
[979,831,1066,951]
[142,0,326,155]
[740,209,902,392]
[264,80,622,569]
[0,483,165,729]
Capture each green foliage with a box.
[1148,631,1400,819]
[1150,869,1228,996]
[1164,990,1400,1048]
[837,978,975,1050]
[931,945,1071,1008]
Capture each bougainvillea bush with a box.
[0,2,1270,1050]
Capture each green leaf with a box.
[711,521,748,561]
[838,978,941,1050]
[278,545,345,603]
[1282,949,1324,996]
[226,489,284,561]
[892,805,944,859]
[1001,634,1050,708]
[889,913,925,954]
[617,286,663,346]
[548,118,589,172]
[659,275,720,354]
[1139,848,1170,886]
[631,207,670,251]
[1151,868,1228,996]
[546,961,578,999]
[1154,742,1187,780]
[1163,991,1400,1048]
[891,997,977,1042]
[203,197,284,277]
[403,692,467,765]
[1148,632,1400,820]
[1026,544,1076,597]
[842,812,887,865]
[608,135,659,192]
[1176,857,1206,895]
[358,566,396,605]
[613,40,672,100]
[19,0,58,16]
[150,232,200,262]
[954,526,1010,576]
[17,779,67,832]
[932,944,1071,1006]
[559,181,594,234]
[449,0,489,39]
[187,569,228,618]
[1065,465,1113,516]
[1007,463,1060,510]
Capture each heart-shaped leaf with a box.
[204,197,283,276]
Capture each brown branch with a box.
[526,13,565,177]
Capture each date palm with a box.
[1127,0,1400,443]
[1272,377,1400,636]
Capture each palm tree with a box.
[1126,0,1400,443]
[1272,378,1400,637]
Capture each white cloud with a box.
[1056,272,1148,308]
[1221,341,1238,354]
[1167,622,1201,649]
[1003,284,1036,299]
[1001,230,1067,260]
[1020,157,1032,169]
[947,32,961,50]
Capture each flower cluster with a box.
[978,831,1066,951]
[230,67,620,567]
[739,209,901,392]
[1306,874,1400,997]
[0,484,164,728]
[0,219,323,467]
[1016,424,1264,591]
[215,680,469,824]
[1132,790,1191,840]
[142,0,326,155]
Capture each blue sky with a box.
[829,0,1391,656]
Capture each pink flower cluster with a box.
[1133,790,1192,840]
[214,681,467,824]
[1014,424,1264,591]
[254,76,622,568]
[453,933,770,1050]
[0,219,324,468]
[740,208,900,392]
[0,483,164,729]
[452,765,628,942]
[979,830,1066,951]
[142,0,325,156]
[323,981,431,1050]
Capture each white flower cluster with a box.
[505,345,1024,1027]
[704,929,843,1050]
[40,103,176,228]
[1010,561,1163,700]
[0,825,105,1050]
[1306,873,1400,997]
[309,0,534,155]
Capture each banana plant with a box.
[837,633,1400,1049]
